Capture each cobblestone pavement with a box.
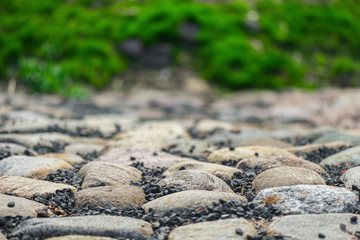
[1,88,360,240]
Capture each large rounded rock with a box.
[208,146,296,164]
[237,156,328,176]
[75,185,145,209]
[320,146,360,166]
[0,156,72,179]
[164,161,241,179]
[168,218,257,240]
[64,143,104,155]
[0,176,77,198]
[79,162,142,189]
[158,170,233,193]
[10,216,153,239]
[252,166,326,193]
[142,190,247,213]
[0,143,31,160]
[0,194,48,218]
[314,132,360,145]
[340,166,360,190]
[96,147,194,168]
[39,153,85,165]
[163,139,216,158]
[255,185,358,214]
[46,236,115,240]
[267,214,360,240]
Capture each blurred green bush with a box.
[0,0,359,96]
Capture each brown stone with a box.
[75,185,145,209]
[79,162,142,188]
[252,166,326,193]
[158,170,233,193]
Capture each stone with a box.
[39,153,85,165]
[64,143,104,155]
[255,185,358,214]
[238,137,293,148]
[314,132,360,145]
[0,156,72,179]
[168,218,257,240]
[79,162,142,189]
[46,236,116,240]
[340,166,360,190]
[320,146,360,166]
[205,129,271,147]
[75,185,145,209]
[0,232,5,240]
[267,214,360,240]
[163,139,216,158]
[143,190,247,213]
[0,176,77,198]
[286,141,353,156]
[11,216,153,239]
[158,170,234,193]
[0,133,72,148]
[252,166,326,193]
[96,147,194,168]
[163,160,242,178]
[0,143,31,160]
[237,156,329,176]
[195,119,236,132]
[208,146,296,164]
[0,194,48,218]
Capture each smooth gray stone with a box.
[320,146,360,166]
[158,170,234,193]
[11,216,153,239]
[314,132,360,145]
[267,214,360,240]
[255,185,358,214]
[252,166,326,193]
[168,218,257,240]
[0,143,30,160]
[0,194,48,218]
[143,190,247,214]
[0,156,72,179]
[340,166,360,190]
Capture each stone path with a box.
[1,88,360,240]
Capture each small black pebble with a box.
[351,216,358,223]
[7,201,15,208]
[229,146,235,151]
[130,156,136,161]
[235,228,243,236]
[153,152,158,156]
[318,233,325,238]
[254,152,259,157]
[339,223,346,232]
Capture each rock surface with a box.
[143,190,247,213]
[79,162,142,188]
[320,146,360,166]
[0,194,48,218]
[75,185,145,209]
[340,166,360,190]
[96,147,193,168]
[255,185,358,214]
[208,146,296,164]
[11,216,153,239]
[46,236,116,240]
[267,214,360,240]
[0,176,77,198]
[0,156,72,179]
[39,153,85,165]
[252,166,326,192]
[164,160,241,178]
[158,170,234,193]
[236,156,328,176]
[168,218,257,240]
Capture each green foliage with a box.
[0,0,360,95]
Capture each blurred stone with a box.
[119,38,143,57]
